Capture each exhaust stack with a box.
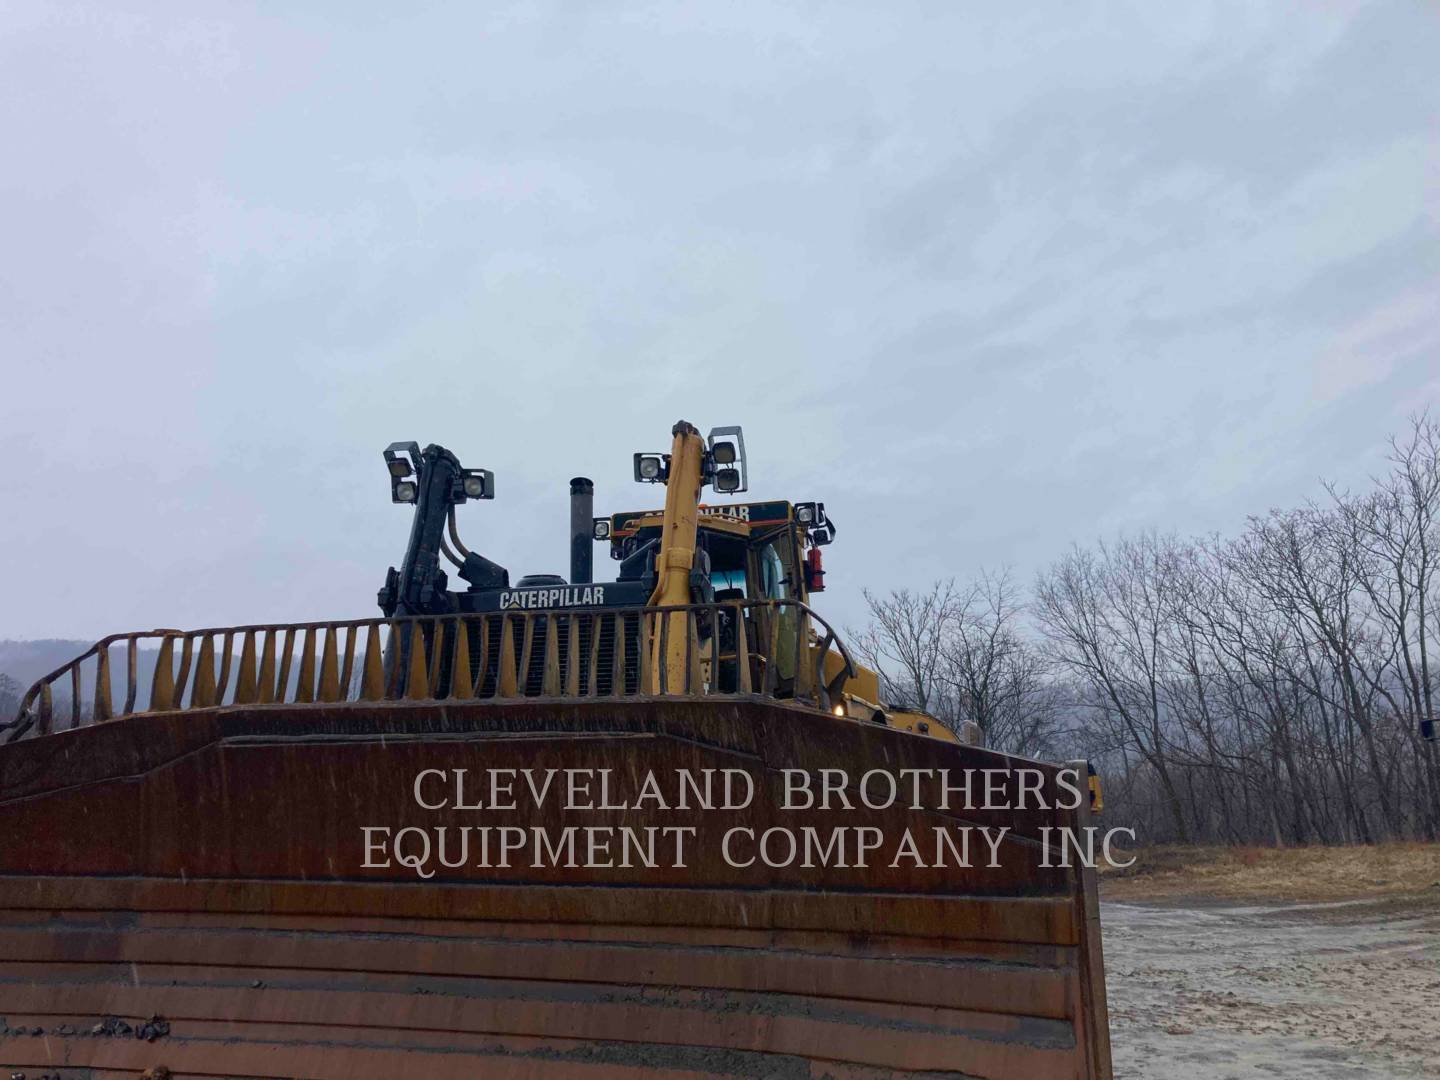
[569,477,594,584]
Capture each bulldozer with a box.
[0,420,1112,1079]
[372,422,959,741]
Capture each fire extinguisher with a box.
[805,547,825,592]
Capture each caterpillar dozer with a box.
[0,420,1111,1079]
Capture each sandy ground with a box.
[1102,893,1440,1078]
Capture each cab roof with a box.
[608,499,794,542]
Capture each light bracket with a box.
[705,426,748,493]
[795,501,835,546]
[384,441,423,504]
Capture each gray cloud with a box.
[1,1,1436,641]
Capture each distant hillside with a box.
[2,637,363,721]
[0,639,94,688]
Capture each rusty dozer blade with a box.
[0,617,1111,1079]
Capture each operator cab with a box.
[603,499,832,606]
[600,500,834,694]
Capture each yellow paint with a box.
[649,422,705,692]
[1089,771,1105,814]
[887,710,961,742]
[823,650,879,703]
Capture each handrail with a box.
[2,600,858,743]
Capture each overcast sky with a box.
[1,1,1436,642]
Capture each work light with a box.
[384,441,423,504]
[634,453,668,483]
[705,426,748,493]
[460,468,495,500]
[795,501,827,529]
[592,518,612,540]
[794,502,835,546]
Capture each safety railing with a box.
[2,600,856,743]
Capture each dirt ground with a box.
[1101,842,1440,904]
[1100,844,1440,1079]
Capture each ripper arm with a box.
[378,443,507,617]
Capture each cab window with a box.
[710,568,747,597]
[758,542,787,599]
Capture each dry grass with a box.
[1100,841,1440,903]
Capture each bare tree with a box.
[1328,413,1440,836]
[851,580,968,713]
[0,673,21,724]
[1034,535,1192,841]
[943,569,1060,756]
[855,413,1440,848]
